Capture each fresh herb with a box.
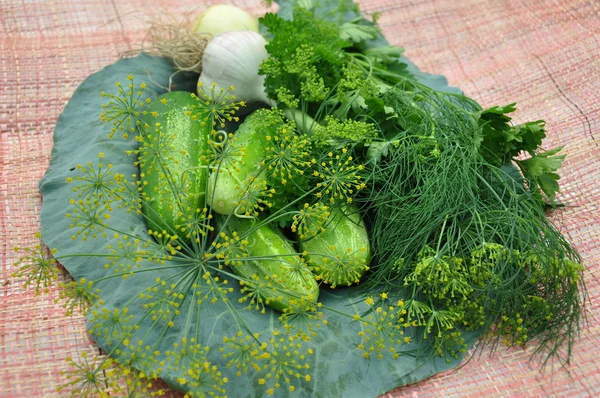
[257,4,584,365]
[21,1,586,397]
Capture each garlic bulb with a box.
[198,31,273,105]
[193,5,259,36]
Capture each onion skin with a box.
[193,4,259,36]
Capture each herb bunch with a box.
[258,5,585,365]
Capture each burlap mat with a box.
[1,0,598,396]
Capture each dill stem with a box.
[435,216,449,254]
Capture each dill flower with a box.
[191,82,243,129]
[59,351,117,398]
[291,202,331,240]
[59,278,100,316]
[165,338,227,397]
[355,294,409,360]
[12,233,59,294]
[234,177,275,218]
[313,147,366,204]
[100,75,149,139]
[263,123,312,184]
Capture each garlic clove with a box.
[198,31,273,105]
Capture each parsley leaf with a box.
[476,103,564,201]
[363,46,404,63]
[478,104,547,165]
[339,19,379,43]
[259,9,348,106]
[259,7,409,120]
[517,147,566,200]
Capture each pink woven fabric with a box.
[1,0,598,396]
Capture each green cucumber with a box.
[222,217,319,312]
[207,110,281,215]
[301,206,370,288]
[139,91,210,235]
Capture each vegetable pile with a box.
[30,0,585,396]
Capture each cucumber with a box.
[139,91,210,235]
[222,217,319,312]
[301,206,370,288]
[207,110,281,215]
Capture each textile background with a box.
[1,0,598,396]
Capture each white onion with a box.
[193,5,259,36]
